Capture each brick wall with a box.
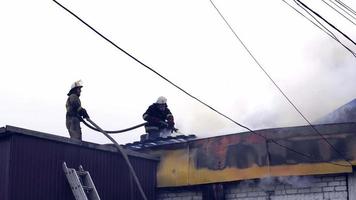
[157,173,354,200]
[157,189,202,200]
[225,174,347,200]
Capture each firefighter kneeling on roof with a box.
[143,96,177,140]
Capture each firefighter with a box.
[65,80,89,140]
[143,96,176,140]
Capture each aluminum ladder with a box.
[63,162,101,200]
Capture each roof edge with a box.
[0,126,6,134]
[3,125,159,161]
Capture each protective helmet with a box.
[156,96,167,104]
[67,80,83,95]
[71,80,83,90]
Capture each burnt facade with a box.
[0,125,158,200]
[128,122,356,187]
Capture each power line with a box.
[329,0,356,22]
[52,0,351,167]
[293,0,356,56]
[284,0,337,38]
[283,0,356,57]
[293,0,337,38]
[208,0,353,167]
[322,0,356,26]
[295,0,356,46]
[335,0,356,16]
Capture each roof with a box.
[124,122,356,151]
[0,125,158,199]
[0,125,159,161]
[123,134,197,150]
[316,98,356,124]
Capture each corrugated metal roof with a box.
[0,125,158,200]
[123,134,197,150]
[4,125,159,160]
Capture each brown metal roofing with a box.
[0,125,159,200]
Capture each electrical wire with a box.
[293,0,338,38]
[284,0,336,38]
[289,0,356,56]
[329,0,356,22]
[284,0,336,37]
[292,0,356,58]
[282,0,356,57]
[53,0,352,167]
[335,0,356,16]
[322,0,356,26]
[208,0,353,167]
[295,0,356,46]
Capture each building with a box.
[0,125,158,200]
[134,122,356,200]
[1,100,356,200]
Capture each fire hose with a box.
[78,117,183,200]
[84,118,148,200]
[80,118,147,134]
[81,117,178,134]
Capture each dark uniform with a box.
[143,103,175,140]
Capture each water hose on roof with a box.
[84,118,148,200]
[80,117,147,134]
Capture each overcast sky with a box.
[1,0,355,144]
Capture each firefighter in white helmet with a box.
[65,80,89,140]
[142,96,176,140]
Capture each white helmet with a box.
[156,96,167,104]
[70,80,83,90]
[67,80,83,95]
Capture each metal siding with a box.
[129,156,157,200]
[0,136,11,200]
[8,134,157,200]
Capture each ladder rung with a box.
[76,170,88,176]
[63,162,100,200]
[82,186,93,191]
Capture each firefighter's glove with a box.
[80,108,90,119]
[167,120,176,133]
[168,121,175,129]
[159,121,169,128]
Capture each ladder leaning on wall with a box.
[63,162,101,200]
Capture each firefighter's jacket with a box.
[143,103,174,132]
[66,94,84,118]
